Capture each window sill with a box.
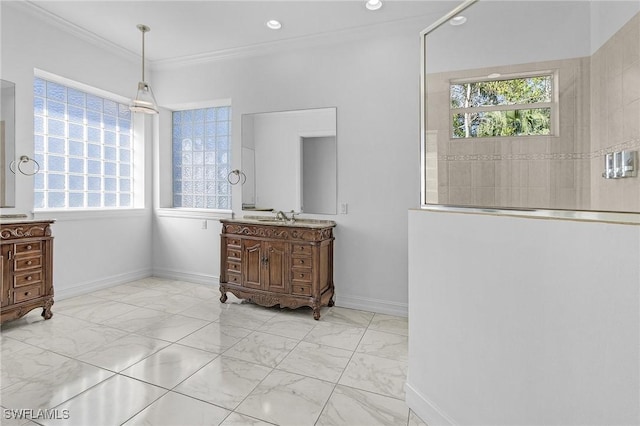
[32,208,148,222]
[155,208,233,220]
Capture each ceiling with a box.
[26,1,458,63]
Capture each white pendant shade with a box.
[130,81,159,114]
[130,24,159,114]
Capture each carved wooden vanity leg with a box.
[219,288,228,303]
[328,296,335,307]
[41,298,54,320]
[313,305,321,320]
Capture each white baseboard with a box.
[405,382,456,426]
[152,267,219,286]
[335,293,408,317]
[54,268,152,300]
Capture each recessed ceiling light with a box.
[266,20,282,30]
[449,16,467,26]
[365,0,382,11]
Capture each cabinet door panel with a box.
[265,241,288,293]
[0,245,11,307]
[242,240,263,289]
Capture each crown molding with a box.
[152,15,430,70]
[8,0,140,64]
[9,0,437,71]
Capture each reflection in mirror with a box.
[422,1,640,213]
[242,108,337,214]
[1,79,16,208]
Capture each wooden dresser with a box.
[0,220,54,324]
[219,217,335,320]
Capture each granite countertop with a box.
[222,215,336,229]
[0,217,55,225]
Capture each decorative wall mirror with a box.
[1,79,16,208]
[241,107,337,215]
[421,0,640,213]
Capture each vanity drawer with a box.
[291,284,312,296]
[227,249,241,261]
[14,270,43,288]
[291,244,312,256]
[13,284,43,303]
[226,261,241,273]
[291,270,312,283]
[226,237,241,248]
[15,255,42,271]
[15,242,42,256]
[226,273,241,285]
[291,256,312,268]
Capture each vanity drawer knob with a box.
[26,276,33,281]
[26,245,32,250]
[299,273,304,278]
[24,291,30,296]
[27,260,33,265]
[298,260,304,264]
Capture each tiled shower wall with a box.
[427,57,592,210]
[590,11,640,212]
[426,12,639,211]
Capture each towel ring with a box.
[227,169,247,185]
[9,155,40,176]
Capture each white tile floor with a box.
[0,278,426,426]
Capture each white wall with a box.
[407,209,640,425]
[152,20,425,315]
[1,3,153,298]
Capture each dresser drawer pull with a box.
[24,291,30,296]
[26,245,32,250]
[26,276,33,281]
[27,260,33,266]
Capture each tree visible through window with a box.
[450,73,555,138]
[172,106,231,209]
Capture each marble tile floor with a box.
[0,277,426,426]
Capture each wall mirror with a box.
[241,107,337,215]
[1,79,16,208]
[421,0,640,213]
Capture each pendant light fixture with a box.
[130,24,159,114]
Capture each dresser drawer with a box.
[226,237,241,248]
[226,261,241,273]
[14,270,43,288]
[227,249,241,261]
[291,256,312,268]
[15,242,42,256]
[291,244,312,256]
[226,273,241,285]
[13,284,44,303]
[291,284,312,296]
[15,255,42,271]
[291,270,312,283]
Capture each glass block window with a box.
[172,106,231,209]
[33,77,133,209]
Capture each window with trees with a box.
[172,106,231,209]
[450,72,556,138]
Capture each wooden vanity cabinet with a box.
[219,219,335,320]
[0,220,54,324]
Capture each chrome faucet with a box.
[275,210,297,223]
[275,211,289,222]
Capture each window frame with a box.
[449,70,559,140]
[32,69,145,214]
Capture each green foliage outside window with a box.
[450,75,553,138]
